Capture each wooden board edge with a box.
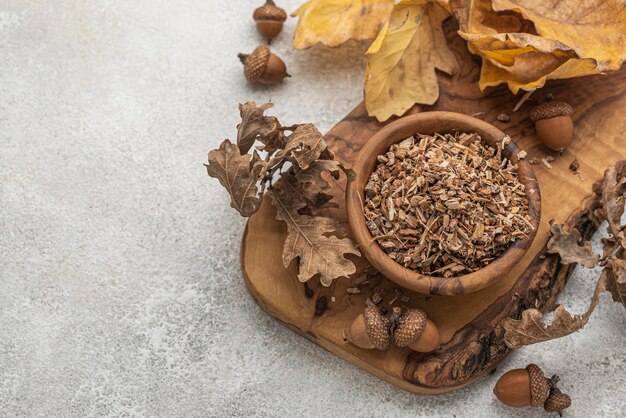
[240,223,486,395]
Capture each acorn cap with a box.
[363,306,391,350]
[530,101,573,121]
[239,46,270,82]
[526,364,550,407]
[253,0,287,22]
[544,388,571,413]
[393,309,427,347]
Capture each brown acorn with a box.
[253,0,287,42]
[392,309,440,352]
[346,306,390,350]
[493,364,550,408]
[530,101,574,151]
[238,45,289,85]
[544,387,571,415]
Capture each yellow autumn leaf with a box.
[479,55,599,94]
[364,0,458,122]
[451,0,534,35]
[463,32,600,93]
[493,0,626,72]
[292,0,394,49]
[451,0,605,93]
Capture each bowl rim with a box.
[345,111,541,296]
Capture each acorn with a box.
[238,45,289,85]
[530,100,574,151]
[493,364,550,408]
[253,0,287,42]
[392,309,441,352]
[544,387,571,415]
[346,306,390,350]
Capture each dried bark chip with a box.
[497,113,510,122]
[541,158,553,169]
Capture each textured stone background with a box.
[0,1,624,416]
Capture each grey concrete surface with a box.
[0,1,624,416]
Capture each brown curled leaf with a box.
[277,170,333,216]
[601,237,622,260]
[269,124,328,170]
[271,183,360,286]
[206,139,266,216]
[599,166,626,249]
[277,160,341,215]
[278,159,355,216]
[236,101,281,154]
[503,272,607,348]
[292,160,351,214]
[547,223,599,268]
[605,258,626,310]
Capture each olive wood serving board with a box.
[240,29,626,393]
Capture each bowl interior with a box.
[345,112,541,296]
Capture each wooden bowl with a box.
[345,112,541,296]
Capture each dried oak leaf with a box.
[206,139,266,217]
[278,160,346,215]
[271,181,360,286]
[297,159,353,186]
[236,101,280,154]
[278,171,331,216]
[451,0,600,93]
[547,224,599,268]
[270,124,327,170]
[599,166,626,247]
[601,237,622,260]
[292,0,394,49]
[605,258,626,309]
[503,273,607,348]
[365,0,458,122]
[295,160,351,212]
[493,0,626,72]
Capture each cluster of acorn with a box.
[346,306,441,353]
[349,308,572,415]
[238,1,290,85]
[494,364,571,415]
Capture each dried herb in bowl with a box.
[363,133,533,278]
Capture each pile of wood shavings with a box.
[364,132,533,277]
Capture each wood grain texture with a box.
[240,20,626,393]
[345,111,541,295]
